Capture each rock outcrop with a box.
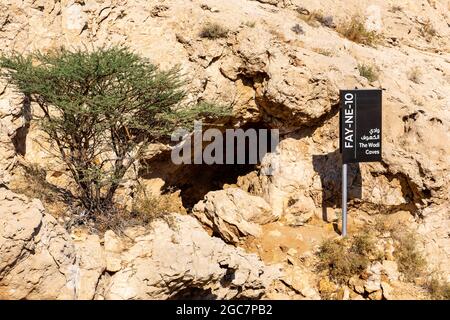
[0,188,77,299]
[0,0,449,298]
[0,188,280,299]
[98,215,281,299]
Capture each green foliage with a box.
[358,63,379,82]
[338,15,381,46]
[1,47,229,214]
[199,22,229,39]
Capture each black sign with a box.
[339,89,382,163]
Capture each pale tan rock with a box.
[99,214,281,299]
[193,188,277,244]
[368,290,383,300]
[381,281,393,300]
[104,230,124,273]
[382,260,400,282]
[0,0,449,300]
[74,234,105,300]
[0,188,77,299]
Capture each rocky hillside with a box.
[0,0,449,299]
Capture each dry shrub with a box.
[12,164,57,202]
[420,19,437,40]
[316,237,371,284]
[313,48,333,56]
[199,22,229,39]
[390,5,403,13]
[427,277,450,300]
[132,188,185,229]
[10,163,72,217]
[351,233,378,257]
[80,189,185,233]
[291,24,304,35]
[358,63,379,82]
[408,66,422,84]
[393,230,426,281]
[373,216,427,283]
[337,15,381,46]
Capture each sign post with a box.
[339,89,382,237]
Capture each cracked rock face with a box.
[0,188,280,300]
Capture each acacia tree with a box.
[1,47,228,213]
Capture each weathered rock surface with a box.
[98,215,281,299]
[0,188,280,299]
[193,188,277,244]
[0,0,449,298]
[0,188,77,299]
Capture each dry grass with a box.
[132,188,185,228]
[199,22,229,39]
[313,48,333,56]
[373,217,427,282]
[427,277,450,300]
[389,5,403,13]
[337,15,381,46]
[358,63,379,82]
[9,163,72,217]
[393,230,427,281]
[408,66,422,84]
[419,19,437,40]
[316,237,371,284]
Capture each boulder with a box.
[193,188,277,244]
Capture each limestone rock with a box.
[98,214,281,299]
[381,281,393,300]
[104,230,124,272]
[193,188,277,244]
[0,188,77,299]
[382,260,400,282]
[74,234,105,300]
[368,290,383,300]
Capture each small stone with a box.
[364,279,381,293]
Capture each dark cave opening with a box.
[139,121,277,209]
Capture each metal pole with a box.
[342,163,348,237]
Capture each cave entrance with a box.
[139,121,277,209]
